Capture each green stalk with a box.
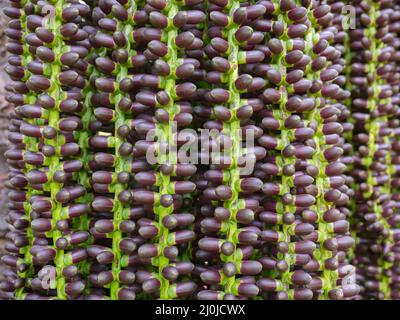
[46,0,67,300]
[362,0,393,299]
[219,0,242,296]
[16,0,37,299]
[270,3,293,296]
[343,0,357,263]
[155,1,179,300]
[306,8,339,299]
[75,47,96,298]
[109,0,137,300]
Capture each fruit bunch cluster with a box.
[0,0,399,300]
[347,0,400,300]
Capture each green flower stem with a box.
[46,0,67,300]
[154,1,179,300]
[109,1,137,300]
[271,3,294,295]
[16,0,37,299]
[219,0,242,295]
[75,46,96,297]
[362,0,393,299]
[343,2,357,263]
[307,7,338,299]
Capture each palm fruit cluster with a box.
[2,0,93,300]
[348,0,400,300]
[88,0,200,300]
[252,0,357,300]
[1,0,400,300]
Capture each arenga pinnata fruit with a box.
[3,0,93,299]
[1,0,400,300]
[349,0,400,300]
